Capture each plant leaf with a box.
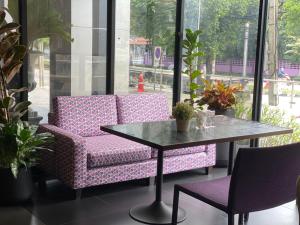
[0,11,5,26]
[8,87,28,96]
[10,163,18,178]
[191,70,201,80]
[0,22,19,35]
[3,45,27,66]
[3,61,22,83]
[14,101,31,113]
[2,96,15,109]
[0,32,20,57]
[190,82,200,91]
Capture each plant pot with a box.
[176,119,190,132]
[214,108,235,117]
[0,167,33,205]
[214,108,235,167]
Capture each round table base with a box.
[129,201,186,225]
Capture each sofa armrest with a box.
[205,144,216,166]
[38,124,87,189]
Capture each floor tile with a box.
[26,196,109,225]
[0,207,45,225]
[0,168,298,225]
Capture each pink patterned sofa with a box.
[39,93,216,198]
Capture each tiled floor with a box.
[0,168,297,225]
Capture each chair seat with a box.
[179,176,231,210]
[86,135,152,168]
[152,145,207,158]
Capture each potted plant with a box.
[198,80,242,116]
[0,10,53,204]
[172,102,194,132]
[182,28,209,127]
[182,28,204,108]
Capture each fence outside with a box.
[131,55,300,77]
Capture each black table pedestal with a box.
[130,201,186,225]
[129,151,186,225]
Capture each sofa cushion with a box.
[86,135,152,168]
[152,145,208,158]
[116,93,170,124]
[53,95,118,137]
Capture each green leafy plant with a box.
[182,28,205,108]
[260,105,300,147]
[0,10,53,177]
[234,102,300,147]
[198,80,242,111]
[0,121,53,177]
[172,102,194,121]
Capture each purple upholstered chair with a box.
[171,143,300,225]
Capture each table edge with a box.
[101,125,293,151]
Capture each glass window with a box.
[182,0,259,121]
[260,0,300,146]
[27,0,107,124]
[182,0,259,166]
[114,0,176,109]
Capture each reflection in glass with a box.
[27,0,107,123]
[114,0,176,109]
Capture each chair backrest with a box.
[52,95,118,137]
[296,176,300,224]
[229,143,300,213]
[116,93,170,124]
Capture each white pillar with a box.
[114,0,130,93]
[71,0,93,96]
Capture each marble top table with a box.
[101,116,292,225]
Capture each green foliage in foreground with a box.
[0,10,53,177]
[0,121,53,177]
[234,103,300,147]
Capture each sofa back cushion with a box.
[116,93,170,124]
[53,95,118,136]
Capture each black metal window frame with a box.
[18,0,28,107]
[106,0,116,95]
[18,0,268,124]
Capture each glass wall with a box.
[114,0,176,109]
[260,0,300,146]
[181,0,260,165]
[24,0,295,142]
[182,0,260,118]
[27,0,107,124]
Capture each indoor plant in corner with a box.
[172,102,194,132]
[0,10,53,204]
